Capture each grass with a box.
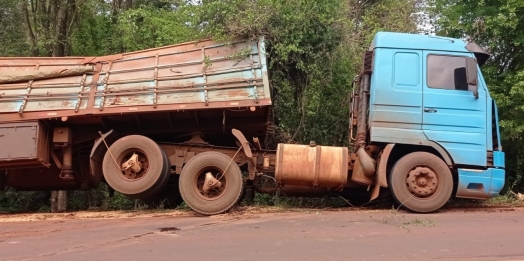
[485,193,524,206]
[2,188,523,220]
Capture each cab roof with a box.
[370,32,470,53]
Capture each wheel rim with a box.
[405,166,439,198]
[193,166,228,201]
[117,149,150,181]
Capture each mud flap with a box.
[89,130,119,185]
[351,159,374,185]
[370,144,394,201]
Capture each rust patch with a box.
[217,90,249,98]
[211,77,245,84]
[110,96,123,105]
[126,96,145,103]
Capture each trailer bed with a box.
[0,39,271,122]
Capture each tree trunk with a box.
[22,1,38,56]
[21,0,81,57]
[50,191,58,212]
[57,190,67,212]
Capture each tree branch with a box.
[22,2,37,55]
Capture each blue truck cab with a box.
[366,32,505,203]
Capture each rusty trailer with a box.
[0,39,278,214]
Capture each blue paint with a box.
[493,151,505,168]
[456,168,505,199]
[370,127,427,144]
[421,51,487,167]
[369,32,502,167]
[369,48,422,130]
[493,100,502,149]
[371,32,472,53]
[486,97,494,151]
[394,52,420,87]
[490,168,505,198]
[368,32,505,199]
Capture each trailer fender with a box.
[232,129,259,179]
[232,129,253,159]
[89,130,119,185]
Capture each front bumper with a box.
[456,168,505,199]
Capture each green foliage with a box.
[69,1,118,56]
[107,192,136,210]
[0,183,139,213]
[197,0,419,146]
[117,6,200,52]
[70,1,201,55]
[0,0,30,56]
[252,193,347,209]
[0,189,49,213]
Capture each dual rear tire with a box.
[102,135,170,199]
[179,152,244,215]
[102,136,243,214]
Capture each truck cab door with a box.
[422,51,487,166]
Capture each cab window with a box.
[427,55,471,91]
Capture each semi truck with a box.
[0,32,505,215]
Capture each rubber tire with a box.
[140,175,183,209]
[103,135,169,198]
[130,149,173,202]
[179,152,244,215]
[130,149,171,200]
[389,152,453,213]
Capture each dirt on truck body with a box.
[0,39,273,211]
[1,32,505,216]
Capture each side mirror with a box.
[466,57,479,99]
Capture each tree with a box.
[196,0,420,146]
[19,0,84,56]
[0,0,31,56]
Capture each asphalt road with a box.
[1,207,524,261]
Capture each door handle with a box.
[424,108,437,113]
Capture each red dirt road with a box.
[1,207,524,261]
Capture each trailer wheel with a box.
[140,175,182,209]
[389,152,453,213]
[179,151,244,215]
[102,135,169,198]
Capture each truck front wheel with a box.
[389,152,453,213]
[179,152,244,215]
[102,135,170,198]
